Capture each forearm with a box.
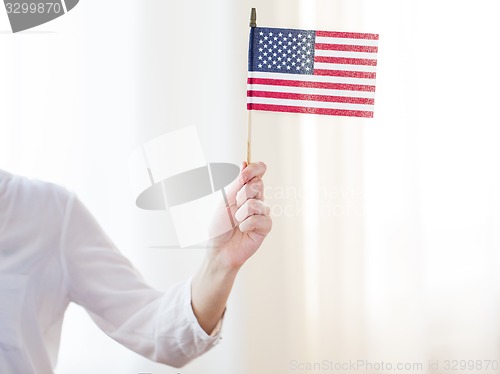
[191,252,239,335]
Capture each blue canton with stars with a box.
[249,27,316,75]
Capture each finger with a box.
[235,199,270,223]
[240,161,267,184]
[236,178,264,208]
[239,215,273,236]
[225,161,265,202]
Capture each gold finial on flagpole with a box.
[250,8,257,27]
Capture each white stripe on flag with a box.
[248,84,376,99]
[315,36,379,46]
[247,97,374,112]
[313,62,377,72]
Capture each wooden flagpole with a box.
[247,110,252,164]
[248,8,257,164]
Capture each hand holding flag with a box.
[208,161,271,270]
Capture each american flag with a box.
[247,27,379,118]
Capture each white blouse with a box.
[0,170,222,373]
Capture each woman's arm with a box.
[191,161,272,334]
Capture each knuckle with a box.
[237,188,245,200]
[248,179,262,195]
[248,199,259,211]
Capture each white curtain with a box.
[1,0,500,373]
[241,0,500,373]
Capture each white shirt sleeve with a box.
[59,193,222,368]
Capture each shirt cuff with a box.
[183,278,224,344]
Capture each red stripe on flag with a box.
[315,43,378,53]
[247,103,374,118]
[247,77,376,92]
[247,90,374,105]
[313,69,377,79]
[314,56,377,66]
[316,30,379,40]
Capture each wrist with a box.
[205,245,241,279]
[191,248,237,336]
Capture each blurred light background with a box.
[1,0,500,373]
